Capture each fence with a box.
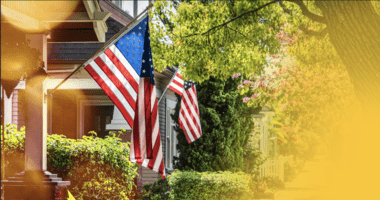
[259,155,293,181]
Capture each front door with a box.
[84,105,114,138]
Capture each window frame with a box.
[166,98,178,171]
[77,95,113,139]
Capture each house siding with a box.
[47,18,124,61]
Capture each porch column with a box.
[25,72,47,173]
[24,34,48,174]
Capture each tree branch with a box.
[183,0,281,38]
[225,25,247,38]
[179,0,326,39]
[285,0,326,24]
[299,25,328,37]
[279,1,292,15]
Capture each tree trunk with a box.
[316,1,380,117]
[316,3,380,198]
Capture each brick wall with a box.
[12,90,26,129]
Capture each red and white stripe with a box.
[130,78,165,178]
[168,71,184,96]
[84,44,140,128]
[179,85,202,143]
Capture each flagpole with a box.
[157,66,179,105]
[48,3,154,95]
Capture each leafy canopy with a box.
[150,0,299,82]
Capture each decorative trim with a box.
[44,79,100,90]
[48,60,87,64]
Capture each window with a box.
[77,95,114,139]
[111,0,150,17]
[166,99,178,170]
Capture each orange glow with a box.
[1,1,80,33]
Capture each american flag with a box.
[84,15,165,178]
[168,69,184,96]
[178,81,202,143]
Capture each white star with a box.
[138,33,141,36]
[126,49,129,52]
[145,22,147,25]
[142,60,145,63]
[149,59,151,61]
[132,51,135,54]
[139,26,142,30]
[127,37,129,39]
[139,40,141,42]
[132,44,135,47]
[132,32,135,35]
[133,57,135,60]
[133,38,135,41]
[142,69,146,73]
[120,42,122,45]
[139,46,141,48]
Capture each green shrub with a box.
[141,177,171,200]
[1,124,138,200]
[1,124,25,178]
[252,176,285,194]
[262,176,285,190]
[141,170,254,200]
[169,170,253,200]
[284,158,305,182]
[284,161,296,182]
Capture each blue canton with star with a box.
[184,80,196,90]
[141,17,155,85]
[115,16,154,84]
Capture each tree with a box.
[171,77,260,172]
[150,1,380,198]
[150,0,380,115]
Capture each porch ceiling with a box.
[1,0,111,42]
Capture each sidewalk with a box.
[274,156,331,200]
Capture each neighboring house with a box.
[253,107,277,159]
[4,0,180,191]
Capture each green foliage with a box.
[1,124,26,178]
[1,124,138,200]
[172,77,259,172]
[150,0,291,83]
[283,158,305,182]
[141,177,171,200]
[141,170,255,200]
[261,176,285,191]
[169,170,253,200]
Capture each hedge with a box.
[1,124,138,200]
[142,170,254,200]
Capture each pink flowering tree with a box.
[237,24,359,159]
